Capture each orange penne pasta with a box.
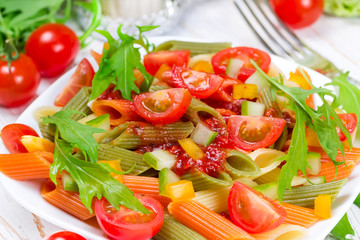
[92,99,142,126]
[41,179,94,221]
[0,151,53,180]
[122,175,171,207]
[168,200,254,240]
[308,147,360,164]
[276,201,320,227]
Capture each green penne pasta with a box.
[181,170,232,191]
[224,150,261,179]
[38,122,56,141]
[149,85,169,92]
[139,168,159,177]
[112,122,194,149]
[154,40,232,56]
[193,186,231,213]
[153,214,206,240]
[98,144,151,175]
[184,98,225,126]
[98,122,133,144]
[283,179,347,208]
[62,87,93,120]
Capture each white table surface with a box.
[1,0,360,239]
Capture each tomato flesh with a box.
[228,181,286,233]
[228,116,286,151]
[270,0,324,29]
[0,54,41,107]
[337,113,357,141]
[144,50,190,76]
[171,67,224,99]
[1,124,39,153]
[212,47,271,82]
[54,58,95,107]
[95,195,164,240]
[46,231,86,240]
[133,88,192,124]
[25,23,80,77]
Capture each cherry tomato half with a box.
[46,231,87,240]
[133,88,192,124]
[25,23,80,78]
[270,0,324,29]
[0,124,39,153]
[228,181,286,233]
[144,50,190,76]
[228,115,286,151]
[211,47,271,82]
[337,113,357,141]
[172,67,224,99]
[209,78,242,102]
[54,58,95,107]
[0,54,41,107]
[94,195,164,240]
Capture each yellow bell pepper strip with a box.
[314,194,332,219]
[97,160,122,183]
[20,135,55,153]
[154,64,172,80]
[305,127,321,148]
[178,138,204,160]
[166,180,195,202]
[288,67,315,109]
[233,84,258,100]
[191,60,214,73]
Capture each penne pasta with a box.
[168,200,254,240]
[247,148,284,176]
[122,175,171,207]
[250,224,307,240]
[41,179,94,221]
[0,151,53,180]
[276,201,320,227]
[91,99,142,126]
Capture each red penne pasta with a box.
[92,99,142,126]
[168,200,254,240]
[276,201,320,228]
[0,151,53,180]
[41,179,94,221]
[122,175,171,207]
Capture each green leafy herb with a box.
[330,213,355,240]
[353,193,360,207]
[328,73,360,129]
[51,137,149,214]
[252,61,353,201]
[41,109,106,163]
[90,25,158,101]
[277,101,310,201]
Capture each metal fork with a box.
[233,0,360,87]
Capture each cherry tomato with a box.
[209,78,242,102]
[144,50,190,76]
[211,47,271,82]
[228,181,286,233]
[133,88,192,124]
[0,124,39,153]
[337,113,357,141]
[25,23,80,78]
[94,195,164,240]
[228,116,286,151]
[0,54,41,107]
[54,58,95,107]
[270,0,324,29]
[171,67,224,99]
[46,231,87,240]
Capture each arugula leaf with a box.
[51,138,149,214]
[41,109,105,163]
[90,25,158,101]
[277,101,310,201]
[328,73,360,129]
[330,213,355,240]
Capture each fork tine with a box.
[256,0,313,56]
[233,0,308,61]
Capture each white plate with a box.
[1,37,359,240]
